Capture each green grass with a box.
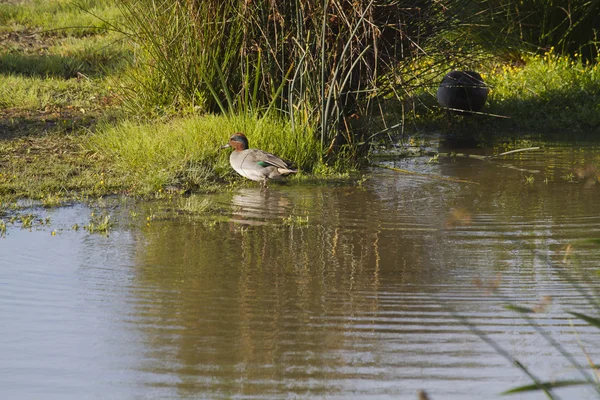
[0,0,120,36]
[87,114,324,195]
[0,112,350,202]
[0,132,129,201]
[0,72,121,140]
[0,73,113,110]
[0,0,127,202]
[1,0,599,204]
[486,50,600,131]
[0,2,128,139]
[403,51,600,134]
[0,32,132,78]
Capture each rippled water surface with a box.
[2,140,600,399]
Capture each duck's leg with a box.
[261,176,269,190]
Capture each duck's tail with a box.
[277,168,297,176]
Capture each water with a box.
[1,140,600,399]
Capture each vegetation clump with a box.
[487,49,600,131]
[88,114,324,195]
[0,0,599,203]
[113,0,461,145]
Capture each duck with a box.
[221,132,297,187]
[437,70,489,114]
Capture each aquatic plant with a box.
[19,213,35,229]
[41,194,64,208]
[179,197,221,215]
[282,215,309,227]
[83,214,112,235]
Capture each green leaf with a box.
[263,62,295,117]
[568,312,600,329]
[505,305,535,314]
[503,380,590,394]
[251,50,261,112]
[583,238,600,245]
[211,53,234,115]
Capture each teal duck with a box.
[437,70,489,113]
[221,133,297,187]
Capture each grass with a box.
[0,32,132,78]
[0,112,333,202]
[0,132,129,200]
[404,50,600,134]
[87,114,324,195]
[1,0,599,205]
[0,0,128,202]
[0,0,129,139]
[0,73,114,111]
[486,50,600,132]
[0,0,120,36]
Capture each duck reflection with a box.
[229,187,293,225]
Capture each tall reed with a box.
[114,0,484,157]
[485,0,600,60]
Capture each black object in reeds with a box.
[437,71,489,114]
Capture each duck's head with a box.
[221,132,249,151]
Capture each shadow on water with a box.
[1,139,600,399]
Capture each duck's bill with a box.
[220,144,231,149]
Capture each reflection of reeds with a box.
[417,389,431,400]
[444,208,473,228]
[575,165,600,188]
[133,189,390,386]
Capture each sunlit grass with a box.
[87,114,323,194]
[404,50,600,133]
[0,0,128,116]
[0,133,128,200]
[0,27,127,115]
[0,0,120,36]
[0,1,127,141]
[0,113,352,201]
[0,73,114,110]
[0,32,131,78]
[486,49,600,131]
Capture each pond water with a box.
[1,139,600,399]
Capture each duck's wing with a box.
[251,149,296,171]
